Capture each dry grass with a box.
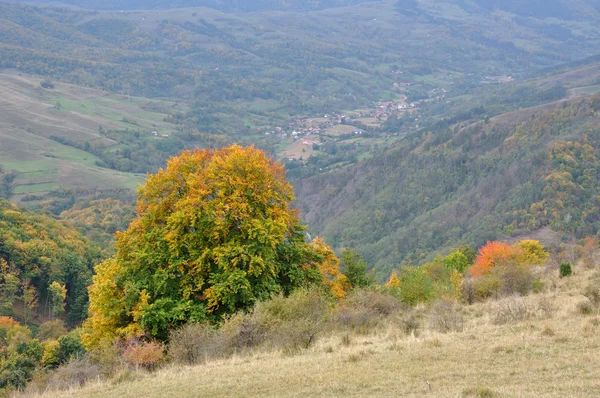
[29,268,600,398]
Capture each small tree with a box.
[559,262,572,278]
[48,281,67,319]
[22,279,37,325]
[341,249,373,288]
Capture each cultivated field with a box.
[0,71,182,199]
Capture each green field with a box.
[0,72,169,201]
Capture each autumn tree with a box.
[469,241,520,278]
[309,238,350,299]
[83,146,330,347]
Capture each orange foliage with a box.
[0,316,19,328]
[469,241,521,278]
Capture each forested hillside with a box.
[3,0,600,278]
[296,94,600,277]
[0,200,100,325]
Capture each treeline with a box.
[49,129,229,174]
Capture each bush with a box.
[45,356,102,390]
[169,323,225,365]
[57,331,86,363]
[397,267,435,305]
[493,297,531,324]
[42,340,61,369]
[37,320,68,341]
[251,290,329,352]
[470,263,539,302]
[398,312,421,335]
[429,299,464,333]
[583,283,600,307]
[559,262,572,278]
[333,290,403,333]
[171,290,331,362]
[123,340,165,370]
[40,80,55,89]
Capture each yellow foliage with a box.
[309,238,350,299]
[514,240,549,265]
[81,259,143,350]
[386,272,400,289]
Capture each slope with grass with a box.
[27,262,600,398]
[0,71,182,201]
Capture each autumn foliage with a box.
[83,146,335,347]
[469,240,548,278]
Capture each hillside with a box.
[3,0,600,275]
[0,71,180,202]
[26,261,600,398]
[295,69,600,277]
[0,199,101,325]
[7,0,368,12]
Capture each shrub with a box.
[583,283,600,307]
[429,299,464,333]
[251,290,329,352]
[123,340,165,370]
[57,331,86,363]
[493,297,531,324]
[559,262,572,278]
[397,267,435,305]
[463,386,496,397]
[37,320,68,341]
[577,300,594,315]
[334,290,403,333]
[494,262,537,296]
[398,313,421,335]
[42,340,61,369]
[40,80,55,89]
[470,262,539,302]
[45,356,102,390]
[472,273,502,301]
[169,323,225,365]
[0,316,20,345]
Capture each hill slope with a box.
[295,70,600,276]
[29,265,600,398]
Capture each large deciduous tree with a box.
[83,146,332,347]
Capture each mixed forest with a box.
[2,0,600,395]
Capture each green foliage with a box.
[340,249,373,288]
[559,262,572,278]
[298,95,600,278]
[84,147,327,346]
[442,250,472,274]
[48,281,67,319]
[397,267,435,306]
[36,320,67,341]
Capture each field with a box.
[0,71,182,200]
[30,265,600,398]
